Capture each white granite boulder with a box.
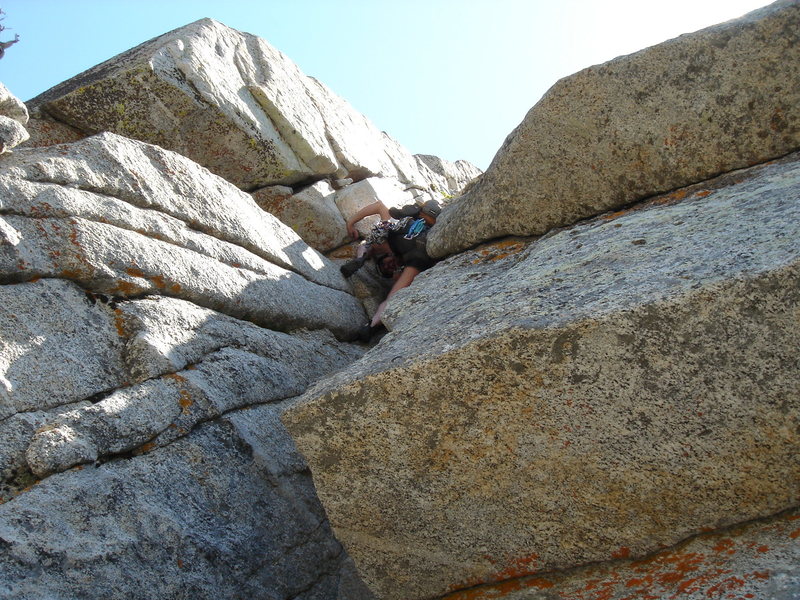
[0,275,372,597]
[0,133,366,339]
[0,82,29,153]
[254,180,349,252]
[284,154,800,599]
[334,177,419,239]
[428,0,800,257]
[28,19,448,193]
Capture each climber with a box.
[340,198,441,339]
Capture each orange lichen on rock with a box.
[612,547,631,560]
[471,239,528,264]
[178,390,193,414]
[133,441,157,456]
[113,308,128,338]
[445,553,546,599]
[602,209,632,221]
[445,576,555,600]
[658,189,690,204]
[110,280,143,296]
[439,511,799,599]
[164,373,187,383]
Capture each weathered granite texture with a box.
[0,129,375,598]
[283,154,800,600]
[21,110,85,149]
[0,132,366,339]
[428,0,800,257]
[254,180,349,253]
[415,154,482,197]
[0,82,28,153]
[440,508,800,600]
[27,19,452,193]
[0,405,363,599]
[0,268,371,600]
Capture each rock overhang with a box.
[283,153,800,600]
[427,0,800,258]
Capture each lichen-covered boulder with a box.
[428,0,800,258]
[441,508,800,600]
[284,153,800,599]
[28,19,448,193]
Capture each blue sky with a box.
[0,0,771,170]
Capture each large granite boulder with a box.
[428,0,800,258]
[0,130,375,595]
[1,401,367,599]
[28,19,449,193]
[0,132,366,340]
[0,82,29,153]
[283,153,800,599]
[0,281,373,598]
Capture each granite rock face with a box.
[4,6,799,599]
[0,130,375,598]
[0,274,371,598]
[415,154,482,196]
[441,508,800,600]
[254,180,349,253]
[283,154,800,600]
[0,406,359,600]
[428,0,800,257]
[0,132,366,339]
[0,83,29,153]
[27,19,451,193]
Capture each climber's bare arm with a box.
[370,266,420,327]
[346,201,390,239]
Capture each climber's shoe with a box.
[340,256,366,278]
